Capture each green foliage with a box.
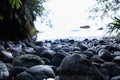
[8,0,52,27]
[89,0,120,34]
[9,0,22,9]
[31,0,52,27]
[107,16,120,34]
[31,0,48,16]
[0,16,4,21]
[89,0,120,19]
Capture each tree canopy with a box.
[0,0,50,40]
[89,0,120,19]
[89,0,120,34]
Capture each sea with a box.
[35,23,117,41]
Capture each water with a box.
[35,25,117,41]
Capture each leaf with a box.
[0,16,4,21]
[9,0,22,9]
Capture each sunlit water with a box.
[35,24,117,41]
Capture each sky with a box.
[34,0,112,31]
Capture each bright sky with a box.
[44,0,94,27]
[35,0,111,31]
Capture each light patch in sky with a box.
[44,0,93,27]
[35,0,112,31]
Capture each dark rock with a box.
[97,27,103,30]
[76,42,88,51]
[51,52,69,67]
[0,50,13,63]
[68,39,74,44]
[113,56,120,65]
[80,25,90,29]
[91,55,105,64]
[98,49,113,61]
[9,66,27,77]
[0,45,5,50]
[113,51,120,56]
[83,50,94,59]
[102,62,120,77]
[111,76,120,80]
[72,46,82,52]
[34,46,48,56]
[12,54,44,68]
[15,65,55,80]
[23,47,35,54]
[0,61,9,79]
[87,48,97,54]
[41,57,51,65]
[40,49,56,60]
[58,53,102,80]
[6,41,23,53]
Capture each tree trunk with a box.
[0,0,37,41]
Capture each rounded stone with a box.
[15,65,55,80]
[12,54,44,68]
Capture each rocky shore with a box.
[0,37,120,80]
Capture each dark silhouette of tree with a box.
[0,0,49,40]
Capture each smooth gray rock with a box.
[15,65,55,80]
[13,54,44,68]
[58,53,102,80]
[0,61,9,79]
[111,76,120,80]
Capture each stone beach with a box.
[0,37,120,80]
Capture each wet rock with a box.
[0,45,5,50]
[0,61,9,79]
[6,41,23,53]
[15,65,55,80]
[83,50,94,59]
[111,76,120,80]
[72,46,82,52]
[12,54,44,68]
[91,55,105,64]
[51,52,69,67]
[34,46,48,56]
[113,51,120,57]
[98,49,113,61]
[68,39,74,44]
[0,50,13,62]
[87,48,97,54]
[9,66,27,78]
[113,56,120,65]
[23,47,35,54]
[41,57,51,65]
[102,62,120,77]
[76,42,88,51]
[58,53,102,80]
[40,49,56,60]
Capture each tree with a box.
[0,0,49,40]
[89,0,120,34]
[89,0,120,19]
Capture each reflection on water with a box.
[36,27,117,41]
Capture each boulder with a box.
[57,53,102,80]
[0,61,9,79]
[15,65,55,80]
[12,54,44,68]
